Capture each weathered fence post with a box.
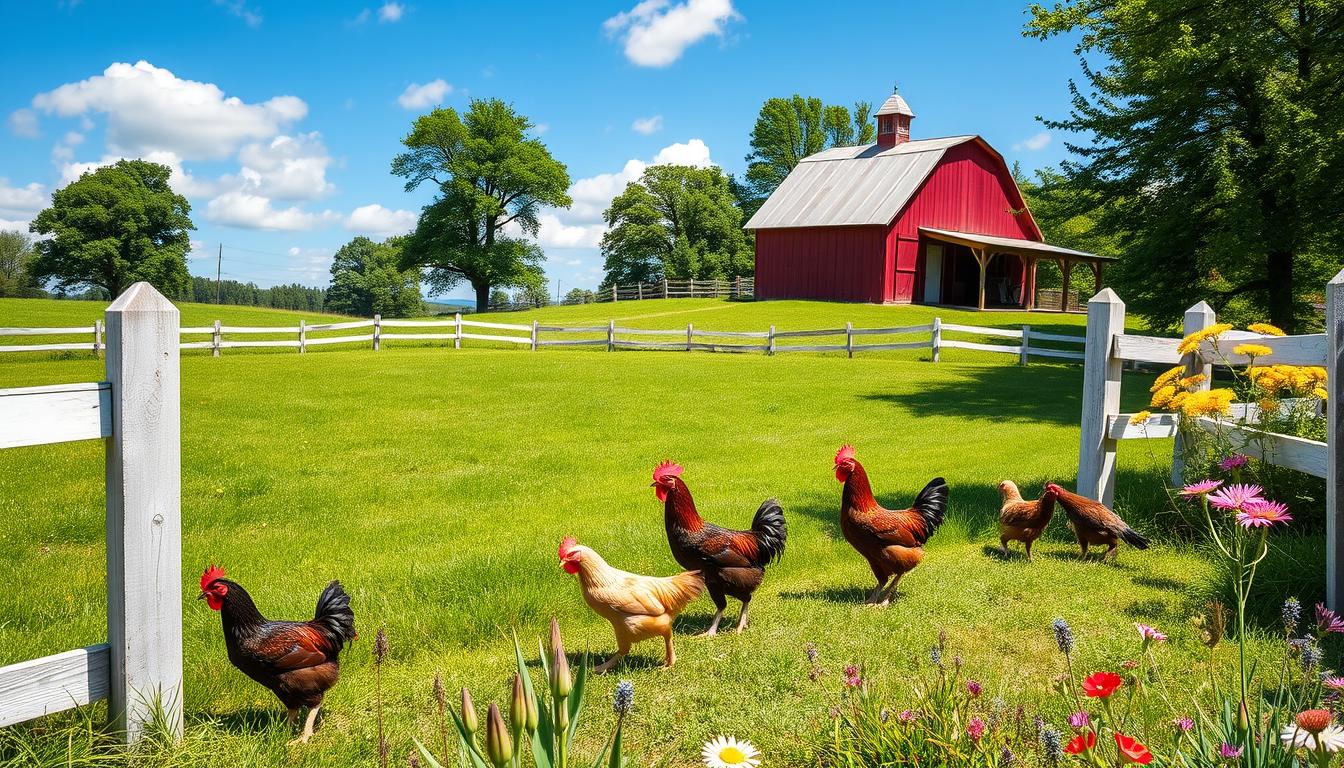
[931,316,941,362]
[103,282,183,743]
[298,320,306,354]
[94,320,103,358]
[686,322,694,351]
[1325,267,1344,609]
[454,312,462,349]
[211,319,221,358]
[637,283,643,300]
[1171,301,1216,485]
[1077,288,1126,506]
[846,322,854,358]
[531,320,539,351]
[768,324,776,356]
[373,314,381,351]
[612,285,618,302]
[1019,325,1030,366]
[662,280,668,299]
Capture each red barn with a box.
[745,91,1108,309]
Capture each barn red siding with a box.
[755,226,888,302]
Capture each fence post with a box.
[768,324,776,356]
[298,320,306,354]
[531,320,539,351]
[211,319,221,358]
[607,319,615,352]
[1077,288,1126,506]
[1019,324,1031,366]
[931,316,941,362]
[687,322,693,352]
[373,314,381,351]
[846,322,854,358]
[1325,268,1344,608]
[94,319,103,358]
[637,283,643,300]
[103,282,183,743]
[663,279,668,299]
[735,276,742,298]
[454,312,462,349]
[1171,301,1216,485]
[612,285,618,302]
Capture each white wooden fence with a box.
[1077,267,1343,606]
[1,314,1088,364]
[0,282,182,742]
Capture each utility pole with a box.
[215,244,222,305]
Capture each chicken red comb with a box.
[558,536,577,559]
[835,444,856,465]
[200,563,226,591]
[653,460,684,484]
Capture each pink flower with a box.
[1235,499,1292,528]
[1068,711,1090,729]
[1316,604,1344,635]
[1207,484,1265,511]
[897,709,917,723]
[966,680,982,698]
[1136,623,1167,643]
[1322,676,1344,691]
[1219,454,1249,471]
[1219,743,1243,759]
[1173,717,1194,732]
[842,664,863,688]
[1180,479,1224,496]
[967,716,985,742]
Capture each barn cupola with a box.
[875,88,915,150]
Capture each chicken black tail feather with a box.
[1121,528,1150,550]
[312,580,357,649]
[914,477,949,542]
[751,498,787,566]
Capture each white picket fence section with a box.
[0,283,182,742]
[3,314,1088,364]
[1076,267,1343,607]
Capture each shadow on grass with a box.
[778,585,870,604]
[205,705,285,735]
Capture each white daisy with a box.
[702,735,761,767]
[1280,724,1344,753]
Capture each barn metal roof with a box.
[875,93,915,117]
[744,136,976,230]
[920,228,1112,261]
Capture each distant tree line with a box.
[185,276,327,311]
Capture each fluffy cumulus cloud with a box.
[58,150,221,198]
[31,61,306,160]
[1013,131,1052,152]
[345,204,417,237]
[0,178,48,231]
[8,108,39,138]
[378,2,404,22]
[234,132,335,200]
[205,191,337,231]
[287,246,334,282]
[398,79,452,110]
[603,0,741,67]
[631,115,663,134]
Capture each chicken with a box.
[997,480,1057,560]
[199,565,356,743]
[558,536,704,674]
[833,445,948,606]
[1044,483,1150,560]
[653,461,787,636]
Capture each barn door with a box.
[922,245,944,304]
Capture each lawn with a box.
[0,297,1320,767]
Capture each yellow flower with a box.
[1177,323,1234,355]
[1151,385,1177,409]
[1178,374,1207,389]
[1247,323,1286,337]
[1257,397,1278,414]
[1180,388,1236,418]
[1315,387,1329,401]
[1150,365,1186,392]
[1129,410,1153,425]
[1169,391,1190,411]
[1232,343,1273,358]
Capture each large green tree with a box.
[392,99,571,312]
[325,236,423,317]
[601,164,753,285]
[734,96,875,219]
[0,230,45,298]
[29,159,193,298]
[1026,1,1344,332]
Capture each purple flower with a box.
[1180,479,1224,497]
[967,716,985,742]
[1174,716,1194,732]
[1317,604,1344,635]
[805,642,819,664]
[1219,743,1243,759]
[1207,484,1265,511]
[842,664,863,688]
[1136,623,1168,642]
[897,709,917,723]
[1068,711,1090,729]
[966,680,983,698]
[1219,454,1249,471]
[1236,499,1292,529]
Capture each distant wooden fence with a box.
[0,283,182,742]
[1,314,1087,364]
[596,277,754,303]
[1076,267,1342,606]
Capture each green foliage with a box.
[735,95,876,218]
[393,100,570,311]
[326,236,423,318]
[600,164,752,285]
[1025,1,1344,333]
[562,288,595,305]
[0,230,45,298]
[29,159,193,298]
[185,276,326,312]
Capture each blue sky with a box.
[0,1,1086,303]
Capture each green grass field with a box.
[0,297,1321,767]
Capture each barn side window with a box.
[879,116,893,135]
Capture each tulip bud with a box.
[1237,699,1250,731]
[510,673,527,741]
[485,703,513,768]
[549,618,572,698]
[524,684,539,733]
[461,687,479,734]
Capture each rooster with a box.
[997,480,1057,560]
[199,565,356,743]
[833,445,948,606]
[1044,483,1150,560]
[653,461,787,636]
[558,537,704,673]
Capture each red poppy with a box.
[1082,671,1124,698]
[1114,733,1153,764]
[1064,731,1096,754]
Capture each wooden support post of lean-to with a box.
[103,282,183,742]
[1326,267,1344,609]
[1171,301,1215,485]
[1077,288,1125,507]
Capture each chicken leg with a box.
[699,586,727,637]
[663,633,676,668]
[734,601,750,633]
[594,638,630,675]
[289,706,321,745]
[875,574,902,607]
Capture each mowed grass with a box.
[0,298,1311,767]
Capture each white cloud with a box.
[286,246,333,282]
[651,138,712,166]
[8,108,39,138]
[603,0,741,67]
[631,115,663,134]
[214,0,262,26]
[533,122,550,136]
[397,79,452,110]
[58,150,221,198]
[345,204,417,237]
[1013,131,1052,152]
[205,191,336,231]
[378,2,404,22]
[32,61,306,161]
[0,179,48,220]
[234,132,334,200]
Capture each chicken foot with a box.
[734,602,750,633]
[864,578,890,604]
[699,608,724,637]
[594,639,631,675]
[288,706,321,745]
[874,575,902,607]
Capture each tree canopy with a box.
[326,236,423,317]
[392,99,571,311]
[734,96,875,219]
[29,159,193,298]
[1026,0,1344,332]
[600,164,753,286]
[0,230,45,298]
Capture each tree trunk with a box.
[1266,246,1295,333]
[475,281,491,313]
